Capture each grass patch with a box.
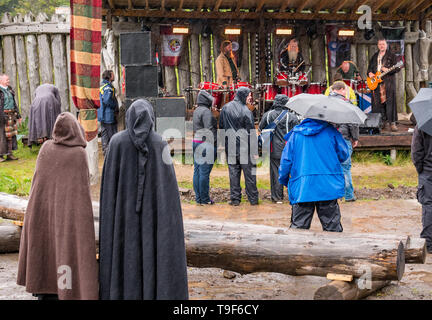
[0,141,39,196]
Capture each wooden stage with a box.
[168,122,414,160]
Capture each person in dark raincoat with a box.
[28,84,62,147]
[17,112,98,300]
[99,99,188,300]
[259,94,300,203]
[219,86,259,206]
[193,90,217,205]
[411,125,432,253]
[279,118,349,232]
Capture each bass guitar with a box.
[366,60,404,91]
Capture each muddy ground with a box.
[1,157,431,300]
[1,198,431,300]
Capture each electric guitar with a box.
[366,60,404,91]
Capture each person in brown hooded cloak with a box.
[17,112,98,300]
[98,99,188,300]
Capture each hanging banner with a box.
[325,24,352,69]
[160,26,184,66]
[70,0,102,141]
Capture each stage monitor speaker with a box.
[124,65,158,98]
[120,32,152,66]
[155,97,186,138]
[359,112,382,135]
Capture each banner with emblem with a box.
[160,26,184,66]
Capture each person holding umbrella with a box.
[410,88,432,253]
[279,93,366,231]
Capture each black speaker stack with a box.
[120,32,186,137]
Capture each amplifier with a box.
[359,113,382,135]
[123,65,158,98]
[120,32,152,66]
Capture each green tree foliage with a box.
[0,0,69,17]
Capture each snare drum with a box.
[307,83,326,94]
[199,82,222,107]
[280,85,303,97]
[262,83,277,101]
[356,80,371,94]
[276,72,290,86]
[228,82,253,101]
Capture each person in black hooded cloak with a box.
[98,99,189,300]
[28,84,62,147]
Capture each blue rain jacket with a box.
[98,80,118,124]
[278,118,349,204]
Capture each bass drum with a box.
[307,82,326,94]
[280,85,303,97]
[262,83,277,101]
[199,82,222,108]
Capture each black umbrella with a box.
[408,88,432,136]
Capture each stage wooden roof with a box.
[102,0,432,21]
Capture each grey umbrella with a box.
[408,88,432,136]
[285,93,367,124]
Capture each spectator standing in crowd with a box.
[219,87,259,206]
[193,90,217,205]
[411,125,432,254]
[279,116,349,232]
[28,84,62,147]
[17,112,99,300]
[259,94,300,203]
[99,99,188,300]
[98,70,118,156]
[0,74,21,161]
[329,82,359,202]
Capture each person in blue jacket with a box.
[98,70,118,156]
[278,118,349,232]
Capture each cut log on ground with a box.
[185,229,405,281]
[0,194,426,265]
[314,279,391,300]
[0,223,21,253]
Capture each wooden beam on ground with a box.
[314,280,391,300]
[0,223,21,253]
[256,0,266,13]
[101,8,419,20]
[327,273,354,282]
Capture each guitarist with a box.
[367,38,402,132]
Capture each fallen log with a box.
[0,223,21,253]
[314,279,391,300]
[185,229,405,281]
[0,193,425,264]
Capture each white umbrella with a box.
[286,93,367,125]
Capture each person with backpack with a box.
[259,94,300,203]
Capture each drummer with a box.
[324,73,358,106]
[279,38,305,74]
[335,61,361,81]
[215,40,239,87]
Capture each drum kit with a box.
[186,65,372,121]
